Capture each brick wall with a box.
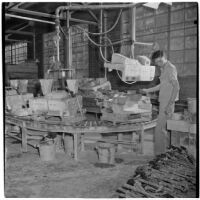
[106,3,197,100]
[40,3,197,100]
[43,24,89,78]
[35,34,43,78]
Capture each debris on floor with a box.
[116,145,196,198]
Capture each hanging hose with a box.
[56,9,136,84]
[59,24,67,38]
[76,9,123,36]
[116,70,137,84]
[99,36,137,84]
[99,36,114,63]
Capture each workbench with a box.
[167,119,196,153]
[5,114,157,160]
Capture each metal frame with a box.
[7,7,98,25]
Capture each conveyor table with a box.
[5,114,157,160]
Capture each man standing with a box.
[142,50,180,155]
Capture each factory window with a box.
[5,42,27,64]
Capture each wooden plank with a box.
[167,120,196,134]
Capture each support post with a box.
[140,125,144,154]
[117,133,123,151]
[33,30,36,60]
[74,133,78,160]
[81,133,85,152]
[130,7,136,58]
[21,122,28,152]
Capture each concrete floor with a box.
[4,119,196,198]
[5,137,154,198]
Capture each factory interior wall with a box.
[39,2,197,100]
[102,2,197,100]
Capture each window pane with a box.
[5,42,28,64]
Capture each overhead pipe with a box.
[8,8,98,25]
[54,3,136,68]
[6,13,55,24]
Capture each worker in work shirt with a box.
[142,50,180,155]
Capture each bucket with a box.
[97,142,115,164]
[63,135,74,156]
[187,98,196,114]
[39,142,56,161]
[40,79,54,96]
[18,80,28,94]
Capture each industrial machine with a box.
[104,53,155,82]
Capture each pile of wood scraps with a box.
[116,145,196,198]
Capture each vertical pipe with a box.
[130,7,136,58]
[99,8,103,77]
[66,9,72,79]
[33,32,36,60]
[103,11,108,79]
[120,9,125,55]
[99,9,103,48]
[64,12,68,69]
[55,20,60,62]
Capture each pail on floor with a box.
[63,135,74,156]
[96,142,115,164]
[39,143,56,161]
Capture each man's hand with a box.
[140,88,149,94]
[165,105,173,116]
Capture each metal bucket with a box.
[39,143,56,161]
[97,142,115,164]
[63,135,74,156]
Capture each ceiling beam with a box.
[6,22,28,31]
[17,3,36,9]
[5,3,20,11]
[5,38,31,43]
[6,23,30,40]
[6,30,34,36]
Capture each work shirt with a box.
[158,61,179,103]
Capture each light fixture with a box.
[143,2,172,9]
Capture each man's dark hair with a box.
[151,50,164,61]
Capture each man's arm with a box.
[143,84,160,93]
[166,79,180,108]
[165,66,180,114]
